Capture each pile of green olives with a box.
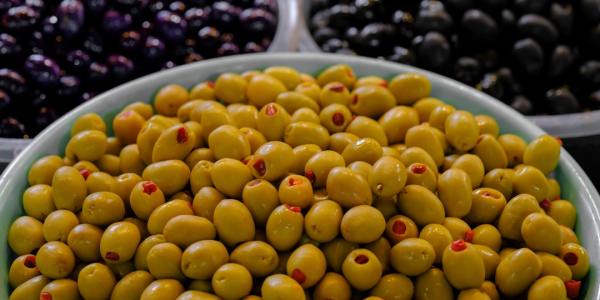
[8,64,589,300]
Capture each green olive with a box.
[400,147,438,177]
[428,104,455,132]
[349,85,395,118]
[521,212,562,254]
[495,248,542,296]
[208,125,251,161]
[326,166,373,208]
[147,200,194,235]
[111,270,155,300]
[378,106,420,144]
[442,217,471,241]
[528,276,567,300]
[560,243,590,279]
[547,200,576,228]
[9,255,40,288]
[342,137,383,165]
[406,163,437,192]
[256,103,291,141]
[471,224,502,252]
[295,81,321,101]
[52,166,87,211]
[445,110,479,152]
[100,221,141,264]
[192,187,223,222]
[286,244,327,288]
[365,237,392,273]
[67,224,103,263]
[524,135,561,174]
[8,216,45,255]
[284,121,330,149]
[231,241,279,277]
[163,215,216,248]
[185,148,215,169]
[475,114,499,137]
[213,199,255,247]
[538,252,572,282]
[513,165,550,202]
[214,72,246,104]
[291,107,320,124]
[40,278,80,300]
[9,275,50,300]
[438,169,472,218]
[464,188,506,225]
[36,241,76,279]
[250,141,294,182]
[77,263,116,300]
[276,91,320,114]
[471,244,500,279]
[265,66,301,90]
[321,238,359,273]
[28,155,65,186]
[390,238,436,276]
[261,274,305,300]
[211,263,253,300]
[452,154,485,188]
[181,240,229,280]
[457,289,491,300]
[42,209,79,243]
[69,129,108,161]
[290,144,321,174]
[370,273,413,300]
[329,132,358,154]
[342,248,382,291]
[147,242,185,280]
[347,161,373,181]
[442,241,485,289]
[313,272,351,300]
[414,268,453,300]
[340,205,386,244]
[266,204,304,251]
[473,134,508,172]
[369,156,407,197]
[345,116,388,146]
[140,279,185,300]
[414,97,444,122]
[481,168,514,200]
[388,73,431,105]
[211,158,253,197]
[305,150,345,188]
[498,134,527,167]
[317,64,356,89]
[80,192,125,226]
[419,224,453,264]
[304,200,342,243]
[320,104,352,133]
[142,160,190,195]
[397,185,445,226]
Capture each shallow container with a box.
[1,53,599,297]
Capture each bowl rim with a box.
[298,2,600,138]
[1,53,599,298]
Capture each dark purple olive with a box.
[260,37,272,49]
[29,31,46,55]
[185,7,210,32]
[460,9,498,48]
[416,31,451,71]
[34,106,58,131]
[88,61,108,83]
[0,33,22,61]
[512,38,544,75]
[419,0,445,12]
[67,50,91,74]
[184,52,203,63]
[387,46,416,65]
[313,27,338,45]
[391,10,414,42]
[161,60,177,69]
[353,0,385,24]
[168,1,186,14]
[41,15,59,37]
[2,5,40,32]
[514,0,549,14]
[56,0,85,38]
[82,32,104,56]
[107,55,134,82]
[211,1,241,31]
[549,3,573,37]
[454,57,480,85]
[25,0,44,12]
[510,95,534,115]
[139,20,153,36]
[516,14,558,45]
[310,10,330,30]
[548,45,573,80]
[141,36,166,60]
[327,4,355,29]
[478,73,504,101]
[197,26,221,52]
[84,0,107,16]
[477,0,506,13]
[24,54,61,87]
[0,89,11,111]
[243,41,265,53]
[240,8,276,36]
[359,23,396,55]
[588,89,600,109]
[414,4,453,35]
[56,75,80,97]
[546,88,579,114]
[155,10,188,43]
[343,27,360,46]
[79,91,95,103]
[0,0,21,14]
[0,117,26,138]
[102,9,132,34]
[581,0,600,24]
[253,0,277,12]
[216,42,240,56]
[321,38,348,53]
[579,60,600,87]
[119,31,142,52]
[149,0,167,14]
[444,0,473,15]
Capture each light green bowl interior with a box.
[1,53,599,298]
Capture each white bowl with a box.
[1,53,598,298]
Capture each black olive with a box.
[387,46,416,65]
[581,0,600,24]
[358,23,395,55]
[460,9,498,48]
[313,27,338,45]
[354,0,385,24]
[414,5,454,35]
[310,10,330,30]
[548,45,573,80]
[516,14,559,45]
[588,89,600,109]
[514,0,549,14]
[327,4,355,29]
[512,38,544,75]
[454,56,480,85]
[545,87,580,114]
[579,60,600,89]
[444,0,472,16]
[477,73,505,100]
[510,95,534,115]
[416,31,451,71]
[391,10,414,43]
[321,38,349,53]
[549,3,573,37]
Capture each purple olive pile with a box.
[309,0,600,116]
[0,0,277,138]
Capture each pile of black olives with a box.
[309,0,600,116]
[0,0,278,138]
